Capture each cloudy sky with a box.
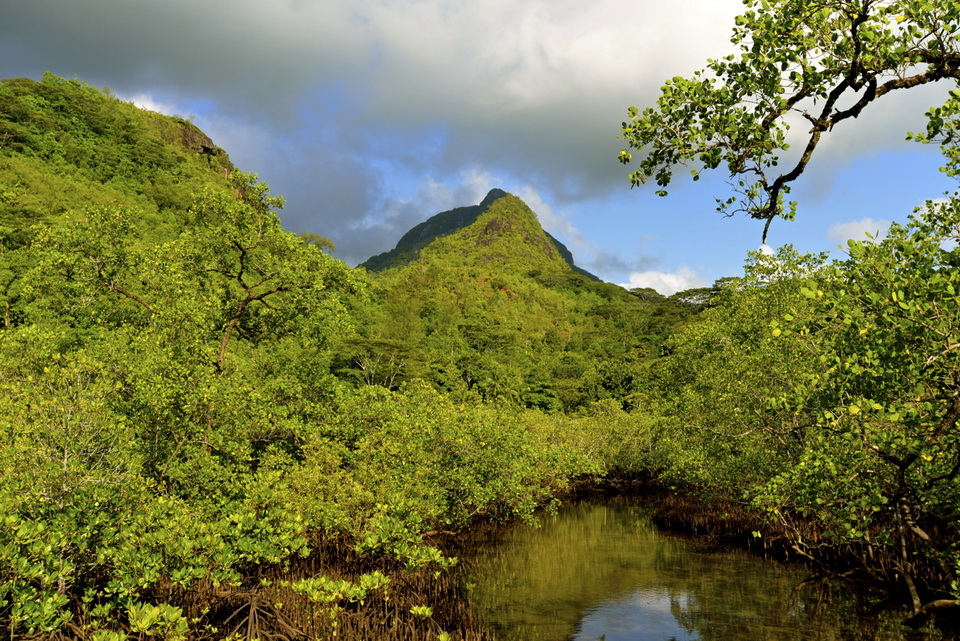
[2,0,955,294]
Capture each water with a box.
[459,497,944,641]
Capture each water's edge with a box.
[452,495,946,641]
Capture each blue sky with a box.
[1,0,956,294]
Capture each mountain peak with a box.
[478,188,509,208]
[360,189,598,279]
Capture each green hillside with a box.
[361,188,600,279]
[343,192,697,411]
[412,193,571,274]
[2,72,957,638]
[0,73,685,639]
[0,73,234,233]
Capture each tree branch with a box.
[216,285,289,371]
[107,282,157,315]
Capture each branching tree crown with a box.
[618,0,960,241]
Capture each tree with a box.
[618,0,960,241]
[0,172,362,635]
[759,201,960,620]
[618,1,960,617]
[647,247,827,499]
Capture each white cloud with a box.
[6,0,946,280]
[384,171,495,226]
[516,185,587,247]
[361,0,742,116]
[618,267,708,296]
[455,169,503,209]
[124,93,180,117]
[827,217,891,244]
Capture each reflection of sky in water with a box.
[463,498,939,641]
[573,589,696,641]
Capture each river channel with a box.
[457,496,947,641]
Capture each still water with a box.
[459,497,944,641]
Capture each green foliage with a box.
[126,602,188,640]
[614,3,960,612]
[21,62,960,633]
[755,199,960,604]
[290,570,390,605]
[352,195,696,411]
[0,72,702,637]
[619,0,960,239]
[0,74,232,224]
[361,188,599,279]
[641,208,960,609]
[0,101,363,631]
[521,399,655,477]
[645,246,827,497]
[285,382,582,544]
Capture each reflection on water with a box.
[460,497,942,641]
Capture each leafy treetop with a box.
[618,0,960,241]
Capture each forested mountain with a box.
[342,190,699,411]
[0,73,690,639]
[0,73,234,232]
[360,188,600,280]
[2,72,958,639]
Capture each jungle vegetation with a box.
[0,72,695,640]
[5,0,960,630]
[620,0,960,626]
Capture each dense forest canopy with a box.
[4,28,960,636]
[0,73,700,639]
[360,187,600,280]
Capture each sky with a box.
[1,0,956,295]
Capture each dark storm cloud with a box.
[0,0,367,118]
[0,0,752,271]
